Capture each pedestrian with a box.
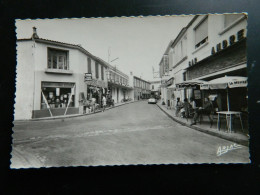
[201,97,214,127]
[190,97,199,125]
[181,98,190,118]
[175,97,183,117]
[102,95,106,112]
[91,97,96,113]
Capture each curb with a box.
[156,104,249,147]
[15,100,137,122]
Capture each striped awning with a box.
[176,79,208,89]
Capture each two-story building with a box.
[149,80,161,98]
[15,27,109,120]
[159,13,247,110]
[133,76,151,100]
[106,64,132,103]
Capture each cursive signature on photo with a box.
[217,143,243,156]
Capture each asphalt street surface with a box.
[11,101,250,168]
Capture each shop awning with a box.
[200,76,247,90]
[108,82,133,90]
[176,79,208,89]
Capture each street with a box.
[11,101,250,168]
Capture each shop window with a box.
[101,66,104,80]
[95,62,99,78]
[88,57,91,73]
[224,14,242,28]
[48,48,69,70]
[194,17,208,49]
[41,82,75,109]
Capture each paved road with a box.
[11,101,250,168]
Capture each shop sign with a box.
[42,82,74,88]
[84,73,92,81]
[166,77,174,86]
[228,80,247,88]
[211,29,245,55]
[200,84,209,90]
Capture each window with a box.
[101,66,104,80]
[224,14,242,28]
[152,85,154,90]
[194,17,208,49]
[183,72,187,81]
[95,62,99,78]
[48,48,68,70]
[87,57,91,73]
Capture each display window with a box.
[41,82,75,109]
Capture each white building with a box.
[149,80,161,97]
[107,65,133,103]
[159,13,247,110]
[15,27,109,120]
[133,76,151,100]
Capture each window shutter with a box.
[195,18,208,45]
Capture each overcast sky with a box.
[16,15,192,81]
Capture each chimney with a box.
[130,71,133,76]
[32,26,39,39]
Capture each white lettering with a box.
[217,143,243,156]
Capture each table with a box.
[216,111,243,133]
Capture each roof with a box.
[133,76,151,84]
[18,37,110,68]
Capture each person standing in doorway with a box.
[102,95,107,112]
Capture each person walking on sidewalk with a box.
[180,98,190,118]
[175,97,183,117]
[190,97,199,125]
[200,98,214,127]
[102,95,107,112]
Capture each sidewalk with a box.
[17,100,138,122]
[156,100,249,146]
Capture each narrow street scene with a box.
[12,13,250,168]
[12,101,249,168]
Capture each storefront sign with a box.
[228,80,247,88]
[42,82,74,88]
[200,84,209,90]
[84,73,92,81]
[166,77,174,86]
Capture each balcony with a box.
[45,68,73,75]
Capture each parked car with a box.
[148,97,157,104]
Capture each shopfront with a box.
[41,82,75,109]
[32,81,78,118]
[85,79,108,105]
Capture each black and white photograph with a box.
[11,13,250,168]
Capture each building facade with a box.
[107,65,132,103]
[159,13,247,110]
[149,80,161,98]
[133,76,151,100]
[15,28,109,120]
